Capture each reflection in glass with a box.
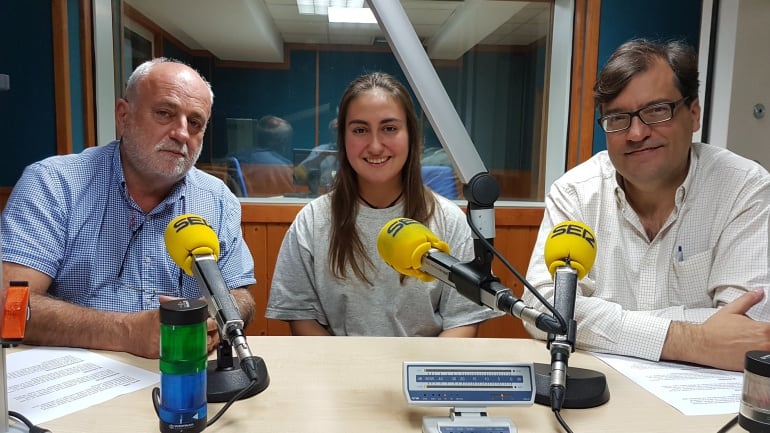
[122,0,554,201]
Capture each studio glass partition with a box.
[108,0,572,204]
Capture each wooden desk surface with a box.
[39,337,737,433]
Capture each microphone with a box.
[165,214,269,402]
[541,221,602,412]
[377,217,609,410]
[377,217,563,335]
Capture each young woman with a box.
[266,72,500,336]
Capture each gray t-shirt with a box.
[266,192,501,336]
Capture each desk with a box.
[38,337,736,433]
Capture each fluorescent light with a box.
[297,0,326,15]
[297,5,315,15]
[297,0,365,16]
[332,0,364,7]
[328,6,377,23]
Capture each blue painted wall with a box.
[0,1,57,186]
[592,0,703,154]
[0,0,84,186]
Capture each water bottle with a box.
[158,299,208,433]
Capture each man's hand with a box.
[663,289,770,371]
[699,289,770,370]
[207,318,221,353]
[158,295,220,354]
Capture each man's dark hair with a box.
[256,115,292,153]
[594,39,699,113]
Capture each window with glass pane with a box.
[122,0,554,201]
[122,17,154,91]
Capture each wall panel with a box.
[242,219,268,336]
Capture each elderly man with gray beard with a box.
[1,58,256,359]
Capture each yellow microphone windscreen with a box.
[377,218,449,282]
[544,221,596,279]
[164,214,220,276]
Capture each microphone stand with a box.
[536,264,608,409]
[369,0,608,411]
[207,340,268,403]
[533,360,610,409]
[188,256,270,403]
[462,176,608,410]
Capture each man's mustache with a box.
[157,142,189,156]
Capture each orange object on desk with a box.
[2,281,30,341]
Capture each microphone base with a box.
[533,362,610,409]
[207,357,270,403]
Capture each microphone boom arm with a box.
[423,250,563,336]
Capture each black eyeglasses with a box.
[117,224,182,299]
[597,97,688,133]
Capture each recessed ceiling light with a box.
[328,6,377,24]
[297,0,365,16]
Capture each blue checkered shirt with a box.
[1,141,255,312]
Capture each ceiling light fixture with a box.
[297,0,365,16]
[328,6,377,24]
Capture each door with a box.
[709,0,770,168]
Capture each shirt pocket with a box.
[671,248,714,307]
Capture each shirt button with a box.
[145,256,152,263]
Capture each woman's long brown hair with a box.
[329,72,437,284]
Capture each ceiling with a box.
[123,0,551,63]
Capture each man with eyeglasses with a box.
[1,59,257,359]
[523,39,770,371]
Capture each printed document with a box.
[593,352,742,416]
[6,347,159,424]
